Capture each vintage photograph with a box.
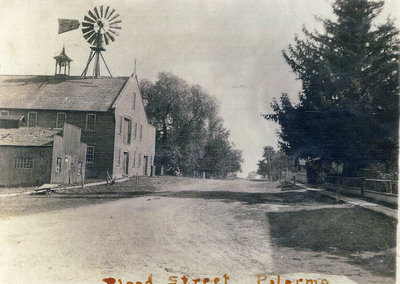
[0,0,398,283]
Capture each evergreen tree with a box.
[266,0,399,176]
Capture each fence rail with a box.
[325,176,398,195]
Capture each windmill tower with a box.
[58,6,122,79]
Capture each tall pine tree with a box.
[267,0,399,176]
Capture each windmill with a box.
[58,5,122,78]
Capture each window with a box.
[86,114,96,131]
[133,151,136,167]
[56,157,62,173]
[122,117,132,144]
[140,125,143,140]
[28,112,37,127]
[116,148,121,166]
[133,92,136,110]
[77,161,82,176]
[14,157,34,169]
[56,113,66,129]
[118,116,123,134]
[134,122,137,139]
[86,146,94,163]
[138,152,141,168]
[0,111,9,116]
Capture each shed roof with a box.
[0,127,60,146]
[0,75,129,112]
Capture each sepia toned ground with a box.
[0,177,396,284]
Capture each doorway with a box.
[144,155,148,176]
[123,152,129,176]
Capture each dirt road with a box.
[0,178,396,283]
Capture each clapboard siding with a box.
[3,109,115,178]
[112,76,156,177]
[0,146,52,186]
[0,76,155,179]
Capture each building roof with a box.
[0,127,60,146]
[0,75,129,112]
[54,47,73,63]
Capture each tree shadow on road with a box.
[156,190,342,205]
[266,207,396,277]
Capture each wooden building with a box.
[0,123,86,186]
[0,72,156,179]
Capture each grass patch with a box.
[267,207,396,253]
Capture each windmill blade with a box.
[103,33,110,45]
[104,6,110,19]
[82,26,94,35]
[100,5,104,18]
[82,22,94,28]
[110,19,122,25]
[109,13,120,22]
[92,36,99,47]
[84,15,95,23]
[107,9,116,20]
[94,7,101,19]
[110,25,122,30]
[108,29,120,36]
[83,30,95,40]
[58,19,80,34]
[106,32,115,42]
[88,10,98,21]
[87,32,97,44]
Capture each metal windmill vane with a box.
[58,5,122,78]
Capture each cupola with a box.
[54,46,72,76]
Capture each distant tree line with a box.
[257,146,292,181]
[265,0,399,180]
[140,72,243,178]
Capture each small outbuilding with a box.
[0,123,86,187]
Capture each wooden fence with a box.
[325,176,398,195]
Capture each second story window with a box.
[133,92,137,110]
[56,113,66,129]
[0,111,9,116]
[140,125,143,140]
[122,117,132,144]
[116,148,121,166]
[134,122,137,139]
[86,114,96,131]
[28,112,37,127]
[86,146,94,163]
[118,116,123,134]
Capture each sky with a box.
[0,0,398,177]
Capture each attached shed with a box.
[0,123,86,187]
[50,123,87,185]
